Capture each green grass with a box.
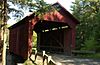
[79,53,100,59]
[23,60,35,65]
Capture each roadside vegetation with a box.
[0,0,100,65]
[71,0,100,58]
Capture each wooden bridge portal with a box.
[8,3,79,61]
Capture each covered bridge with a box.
[8,3,79,60]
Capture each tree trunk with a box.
[2,0,7,65]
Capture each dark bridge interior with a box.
[34,20,69,53]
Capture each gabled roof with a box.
[9,2,79,29]
[52,2,79,24]
[8,13,35,29]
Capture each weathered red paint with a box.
[9,18,32,59]
[41,3,79,54]
[8,2,79,59]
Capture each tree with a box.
[2,0,7,65]
[7,0,53,21]
[28,0,53,18]
[71,0,100,51]
[1,0,53,65]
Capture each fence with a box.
[29,50,57,65]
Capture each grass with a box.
[79,53,100,59]
[23,60,35,65]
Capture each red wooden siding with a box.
[28,21,33,56]
[8,2,79,59]
[9,21,31,59]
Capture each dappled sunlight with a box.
[29,51,100,65]
[32,31,37,48]
[43,10,66,23]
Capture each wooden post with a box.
[43,51,45,65]
[48,56,51,63]
[34,50,37,61]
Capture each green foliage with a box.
[8,0,31,5]
[81,37,97,51]
[23,60,34,65]
[7,0,31,20]
[71,0,100,51]
[93,53,100,58]
[7,0,53,20]
[29,0,53,19]
[79,53,100,59]
[0,0,4,22]
[32,31,37,48]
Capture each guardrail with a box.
[29,50,57,65]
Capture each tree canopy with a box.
[8,0,53,21]
[71,0,100,52]
[0,0,53,65]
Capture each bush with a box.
[32,31,37,48]
[81,37,97,51]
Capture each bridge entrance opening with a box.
[34,20,69,53]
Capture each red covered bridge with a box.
[8,3,79,60]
